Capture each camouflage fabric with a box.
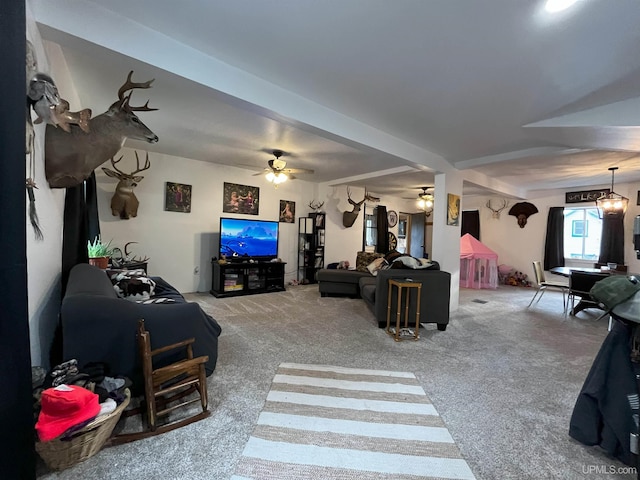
[590,276,640,310]
[355,251,385,272]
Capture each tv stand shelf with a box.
[210,261,286,298]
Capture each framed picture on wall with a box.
[279,200,295,223]
[447,193,460,226]
[223,182,259,215]
[164,182,192,213]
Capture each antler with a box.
[309,200,325,210]
[131,151,151,175]
[109,155,126,174]
[364,187,380,202]
[486,198,508,218]
[117,70,158,111]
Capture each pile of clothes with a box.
[33,359,130,442]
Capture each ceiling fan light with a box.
[265,171,275,182]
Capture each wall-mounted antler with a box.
[486,198,509,219]
[45,70,159,188]
[342,187,379,228]
[309,200,325,212]
[102,151,151,219]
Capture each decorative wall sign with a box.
[565,189,609,204]
[387,210,398,227]
[165,181,192,213]
[447,193,460,226]
[279,200,295,223]
[223,182,259,215]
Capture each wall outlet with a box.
[194,266,200,275]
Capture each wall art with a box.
[279,200,295,223]
[223,182,259,215]
[447,193,460,226]
[165,181,192,213]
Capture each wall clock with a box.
[388,232,398,251]
[387,210,398,227]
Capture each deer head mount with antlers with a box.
[45,70,158,188]
[342,187,380,228]
[486,198,509,219]
[102,151,151,219]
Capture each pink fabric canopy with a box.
[460,233,498,260]
[460,234,498,289]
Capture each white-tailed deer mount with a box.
[509,202,538,228]
[45,71,158,188]
[102,151,151,219]
[486,198,509,219]
[342,187,380,228]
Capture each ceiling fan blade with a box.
[283,168,314,174]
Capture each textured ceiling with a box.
[32,0,640,198]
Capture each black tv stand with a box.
[210,260,286,298]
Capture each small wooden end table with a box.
[386,279,422,341]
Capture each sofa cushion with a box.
[356,251,385,272]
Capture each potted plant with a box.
[87,236,114,269]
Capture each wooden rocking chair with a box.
[111,319,210,444]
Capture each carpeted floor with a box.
[36,284,636,479]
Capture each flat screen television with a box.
[219,217,279,261]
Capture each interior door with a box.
[409,212,425,258]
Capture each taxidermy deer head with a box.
[102,151,151,219]
[342,187,380,228]
[45,71,158,188]
[509,202,538,228]
[486,199,509,219]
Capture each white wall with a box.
[97,148,316,292]
[462,180,640,283]
[27,3,66,369]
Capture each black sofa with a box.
[61,263,222,392]
[318,262,451,330]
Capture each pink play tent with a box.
[460,233,498,289]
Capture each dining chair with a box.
[565,271,610,317]
[527,261,569,310]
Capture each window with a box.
[363,206,377,251]
[563,207,601,260]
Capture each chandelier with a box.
[417,186,434,214]
[596,167,628,216]
[265,171,288,185]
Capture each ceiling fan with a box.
[253,150,314,186]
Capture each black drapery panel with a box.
[598,212,625,265]
[461,210,480,239]
[376,205,389,253]
[544,207,565,270]
[1,1,36,476]
[61,172,100,294]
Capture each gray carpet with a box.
[36,284,635,479]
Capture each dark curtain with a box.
[598,212,625,265]
[61,172,100,294]
[461,210,480,239]
[544,207,565,270]
[54,174,100,366]
[376,205,389,253]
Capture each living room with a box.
[6,1,640,478]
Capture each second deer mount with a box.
[486,199,509,219]
[102,151,151,220]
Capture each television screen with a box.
[219,218,279,260]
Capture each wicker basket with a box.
[36,389,131,471]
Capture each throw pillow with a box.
[356,251,385,272]
[392,256,421,269]
[111,271,156,302]
[366,257,388,276]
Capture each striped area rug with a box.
[231,363,476,480]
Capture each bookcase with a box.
[210,261,286,298]
[298,212,325,284]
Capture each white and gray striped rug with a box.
[231,363,476,480]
